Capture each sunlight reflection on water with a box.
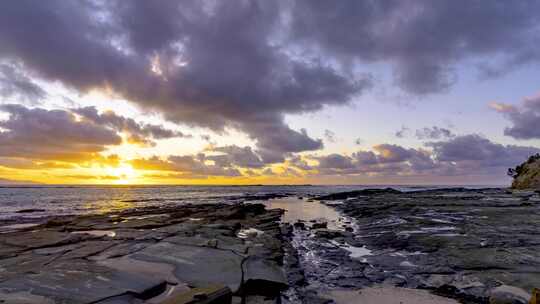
[83,200,135,214]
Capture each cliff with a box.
[509,154,540,190]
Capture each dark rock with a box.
[280,224,293,236]
[15,208,46,213]
[293,221,306,230]
[314,229,344,239]
[311,222,327,229]
[0,203,293,303]
[0,259,167,303]
[132,242,244,293]
[488,285,530,304]
[242,256,288,297]
[315,188,402,200]
[152,285,232,304]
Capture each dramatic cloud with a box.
[207,145,265,169]
[318,154,355,170]
[129,154,241,178]
[315,135,539,178]
[0,104,121,161]
[0,1,366,161]
[287,155,313,171]
[0,158,75,170]
[373,144,427,163]
[0,0,538,182]
[0,63,46,103]
[428,134,539,168]
[0,104,189,168]
[73,107,189,146]
[415,126,455,140]
[491,95,540,140]
[250,124,323,163]
[2,1,536,162]
[291,1,540,94]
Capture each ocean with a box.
[0,184,484,223]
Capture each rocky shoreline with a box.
[1,187,539,303]
[289,188,540,304]
[0,203,290,303]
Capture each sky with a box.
[0,0,539,185]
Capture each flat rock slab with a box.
[149,285,232,304]
[0,259,166,303]
[242,256,288,296]
[0,230,89,249]
[163,234,248,254]
[324,287,460,304]
[0,203,289,303]
[132,242,244,292]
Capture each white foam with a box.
[237,228,264,239]
[400,261,417,267]
[331,240,372,259]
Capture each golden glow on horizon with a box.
[105,164,139,185]
[0,158,314,185]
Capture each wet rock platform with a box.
[310,188,540,303]
[0,203,289,304]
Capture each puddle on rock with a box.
[263,197,344,230]
[72,230,116,238]
[264,196,373,300]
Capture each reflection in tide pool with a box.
[263,197,343,230]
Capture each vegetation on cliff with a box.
[508,153,540,189]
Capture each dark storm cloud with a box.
[352,151,378,165]
[372,144,434,165]
[0,0,364,161]
[0,64,46,104]
[315,135,539,177]
[207,145,265,169]
[491,96,540,140]
[251,124,322,163]
[73,107,189,146]
[317,154,355,170]
[0,104,121,161]
[287,155,313,171]
[0,104,185,167]
[415,126,455,140]
[428,134,539,168]
[291,0,540,94]
[0,0,538,161]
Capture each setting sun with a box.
[106,164,139,184]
